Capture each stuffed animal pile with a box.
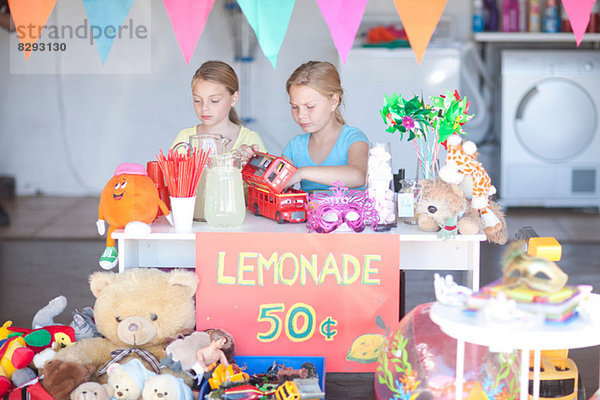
[415,134,508,244]
[52,269,198,383]
[1,268,202,400]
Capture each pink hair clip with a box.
[306,181,379,233]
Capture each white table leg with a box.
[533,349,541,400]
[456,338,465,400]
[520,348,530,400]
[117,238,125,273]
[464,240,481,291]
[470,240,480,291]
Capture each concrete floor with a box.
[0,196,599,399]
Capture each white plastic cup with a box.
[169,196,196,232]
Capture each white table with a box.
[112,213,485,290]
[430,301,600,400]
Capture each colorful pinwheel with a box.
[380,94,432,141]
[429,89,473,144]
[380,90,473,179]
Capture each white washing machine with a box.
[501,50,600,208]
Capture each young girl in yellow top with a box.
[282,61,369,191]
[171,60,267,163]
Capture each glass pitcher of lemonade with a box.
[172,133,231,221]
[204,154,246,227]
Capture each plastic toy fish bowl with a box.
[374,303,520,400]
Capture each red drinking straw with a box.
[156,147,209,197]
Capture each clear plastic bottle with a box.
[204,154,246,227]
[398,176,419,225]
[366,142,397,231]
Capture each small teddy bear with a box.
[142,375,193,400]
[416,179,481,237]
[107,359,156,400]
[70,382,113,400]
[416,179,508,244]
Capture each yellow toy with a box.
[0,321,12,340]
[517,227,580,400]
[0,322,35,396]
[207,363,248,390]
[275,378,324,400]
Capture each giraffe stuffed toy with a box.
[439,134,503,236]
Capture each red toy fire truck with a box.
[242,153,307,223]
[247,185,307,224]
[242,152,297,193]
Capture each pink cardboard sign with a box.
[196,232,400,372]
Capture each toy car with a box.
[220,383,277,400]
[208,363,249,390]
[242,152,297,194]
[247,185,307,224]
[242,153,307,224]
[274,378,324,400]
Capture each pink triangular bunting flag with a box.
[561,0,596,46]
[315,0,368,63]
[163,0,216,64]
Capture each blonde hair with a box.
[286,61,345,125]
[192,60,241,125]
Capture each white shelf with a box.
[474,32,600,42]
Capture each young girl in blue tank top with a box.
[282,61,369,192]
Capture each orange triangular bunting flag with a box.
[393,0,447,64]
[8,0,57,60]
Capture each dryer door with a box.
[514,78,597,162]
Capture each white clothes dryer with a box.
[500,50,600,208]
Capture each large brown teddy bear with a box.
[53,268,198,385]
[416,179,508,244]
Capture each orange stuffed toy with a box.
[97,163,172,270]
